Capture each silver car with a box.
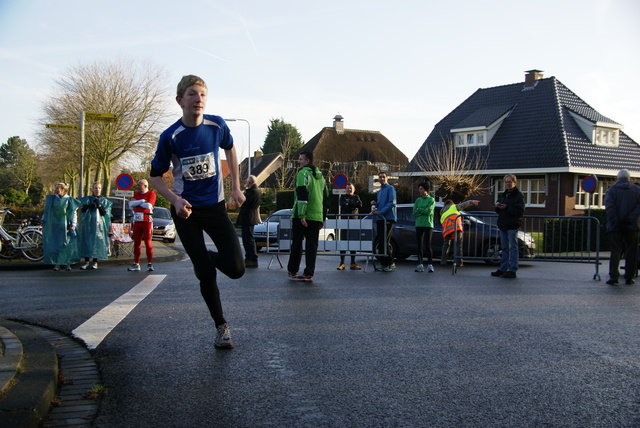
[254,208,335,250]
[152,207,177,243]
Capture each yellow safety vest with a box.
[440,205,462,239]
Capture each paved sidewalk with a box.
[0,241,185,427]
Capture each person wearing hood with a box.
[79,181,112,270]
[42,182,81,271]
[604,169,640,285]
[287,151,328,282]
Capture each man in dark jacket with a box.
[238,175,261,268]
[491,174,525,279]
[604,169,640,285]
[337,183,363,270]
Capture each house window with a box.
[454,131,487,148]
[574,176,613,209]
[594,127,619,147]
[495,177,546,208]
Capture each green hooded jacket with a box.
[292,164,328,222]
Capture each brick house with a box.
[403,70,640,216]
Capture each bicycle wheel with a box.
[0,231,20,259]
[18,229,43,261]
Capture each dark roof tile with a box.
[406,76,640,174]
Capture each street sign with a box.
[333,173,348,189]
[114,190,134,197]
[45,123,79,130]
[581,175,598,193]
[115,173,135,191]
[85,112,118,122]
[332,189,346,195]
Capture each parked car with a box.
[152,207,176,243]
[371,203,535,265]
[108,197,133,224]
[254,208,335,250]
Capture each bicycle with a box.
[0,208,43,262]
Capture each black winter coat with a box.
[238,185,261,226]
[496,187,525,231]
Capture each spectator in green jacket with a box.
[287,151,328,282]
[413,182,435,273]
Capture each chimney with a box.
[524,69,544,88]
[333,114,344,134]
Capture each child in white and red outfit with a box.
[128,179,156,272]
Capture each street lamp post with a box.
[224,118,251,179]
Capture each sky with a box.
[1,0,639,166]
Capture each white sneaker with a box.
[90,261,98,270]
[415,264,424,272]
[80,262,90,270]
[128,263,140,271]
[427,264,434,273]
[214,323,234,349]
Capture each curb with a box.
[0,320,58,428]
[0,241,186,271]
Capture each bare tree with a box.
[274,133,299,190]
[415,136,488,202]
[38,57,171,196]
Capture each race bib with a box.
[181,152,216,181]
[134,212,144,222]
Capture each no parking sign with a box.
[332,174,348,195]
[333,173,348,189]
[581,175,598,193]
[115,173,135,191]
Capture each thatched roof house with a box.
[296,115,408,170]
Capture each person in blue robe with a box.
[79,181,112,269]
[42,183,81,270]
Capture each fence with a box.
[452,213,601,280]
[266,214,382,271]
[265,212,602,280]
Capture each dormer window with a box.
[568,111,622,147]
[453,128,487,148]
[594,126,619,146]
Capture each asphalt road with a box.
[1,248,639,427]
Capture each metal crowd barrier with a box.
[266,213,389,271]
[265,212,601,280]
[452,214,601,280]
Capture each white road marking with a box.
[72,275,166,349]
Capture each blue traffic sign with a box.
[581,175,597,193]
[115,173,135,191]
[333,173,348,189]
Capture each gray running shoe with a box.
[128,263,141,271]
[214,323,234,349]
[147,264,154,271]
[415,264,424,272]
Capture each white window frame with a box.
[593,127,619,147]
[453,130,488,148]
[494,177,546,208]
[574,176,614,209]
